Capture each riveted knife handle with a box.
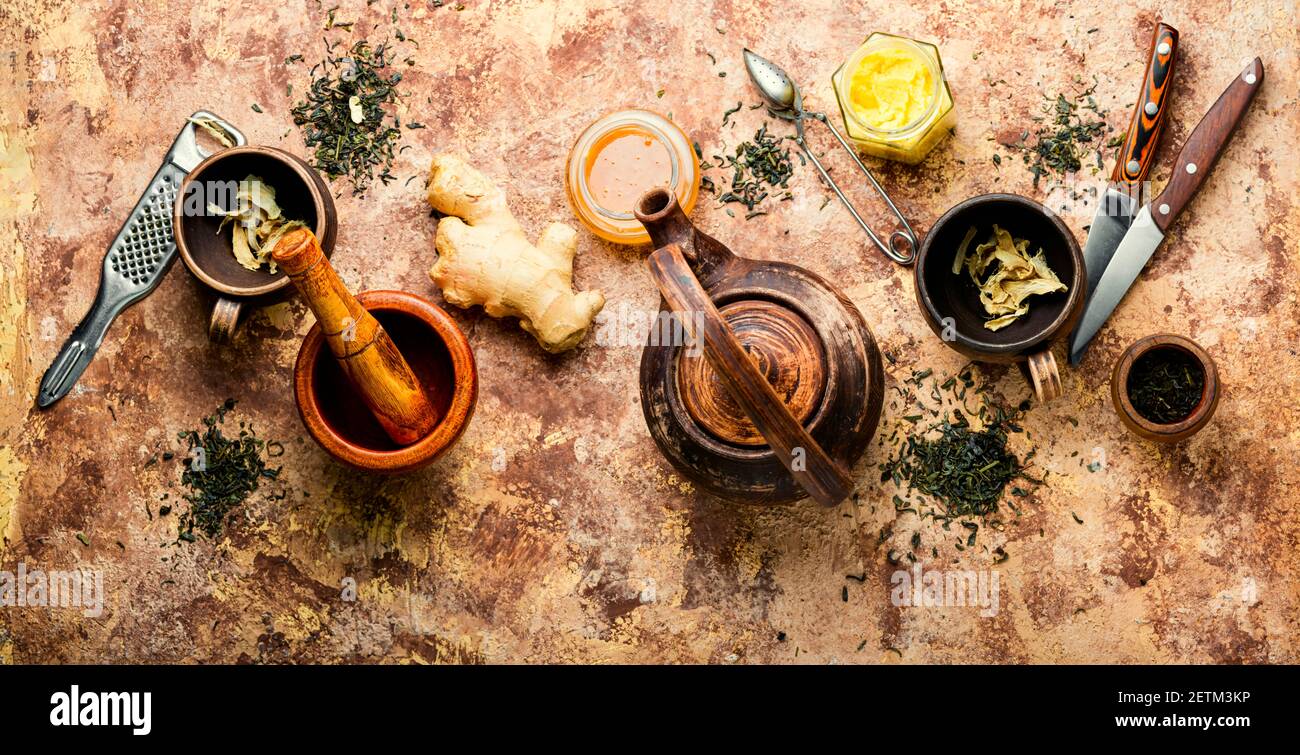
[1111,22,1179,194]
[1151,58,1264,233]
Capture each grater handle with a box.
[37,276,126,408]
[38,164,179,408]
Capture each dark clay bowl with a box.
[1110,334,1219,443]
[915,193,1085,401]
[174,146,336,341]
[294,290,477,474]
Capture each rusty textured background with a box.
[1,0,1297,664]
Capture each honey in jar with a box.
[832,33,956,164]
[565,110,699,245]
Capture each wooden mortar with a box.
[1111,334,1219,443]
[293,290,477,474]
[273,227,437,447]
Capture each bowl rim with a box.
[173,145,333,298]
[914,192,1085,355]
[294,290,478,474]
[1110,334,1219,439]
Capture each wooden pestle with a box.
[272,227,438,446]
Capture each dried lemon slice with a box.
[209,174,306,273]
[955,224,1066,331]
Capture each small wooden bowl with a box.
[174,146,337,342]
[294,290,477,474]
[915,193,1085,402]
[1110,334,1219,443]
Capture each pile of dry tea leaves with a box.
[700,109,797,218]
[290,38,407,196]
[879,367,1042,523]
[1001,83,1114,188]
[175,399,283,542]
[1127,348,1205,423]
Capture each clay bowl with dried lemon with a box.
[915,193,1085,402]
[173,145,337,342]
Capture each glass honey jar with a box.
[832,33,956,165]
[565,109,700,245]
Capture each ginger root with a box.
[427,154,604,353]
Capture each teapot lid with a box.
[676,298,827,446]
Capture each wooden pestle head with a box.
[271,226,322,275]
[272,225,440,448]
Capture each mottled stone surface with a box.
[1,0,1297,664]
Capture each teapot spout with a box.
[634,188,696,255]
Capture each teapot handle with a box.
[647,242,855,507]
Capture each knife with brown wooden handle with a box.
[1070,58,1264,358]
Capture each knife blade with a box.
[1077,22,1179,328]
[1069,58,1264,363]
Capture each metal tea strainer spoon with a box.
[743,49,917,265]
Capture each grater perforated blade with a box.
[37,111,246,408]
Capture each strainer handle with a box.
[646,242,854,507]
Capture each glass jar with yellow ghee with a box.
[832,33,955,164]
[565,110,700,245]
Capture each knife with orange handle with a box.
[1069,22,1179,365]
[1070,57,1265,362]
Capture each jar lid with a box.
[565,110,699,245]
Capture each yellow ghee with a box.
[847,44,936,131]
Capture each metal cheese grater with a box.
[37,111,246,408]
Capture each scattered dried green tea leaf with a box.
[705,121,795,216]
[175,399,281,541]
[880,375,1041,519]
[1006,85,1110,188]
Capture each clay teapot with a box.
[633,188,884,506]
